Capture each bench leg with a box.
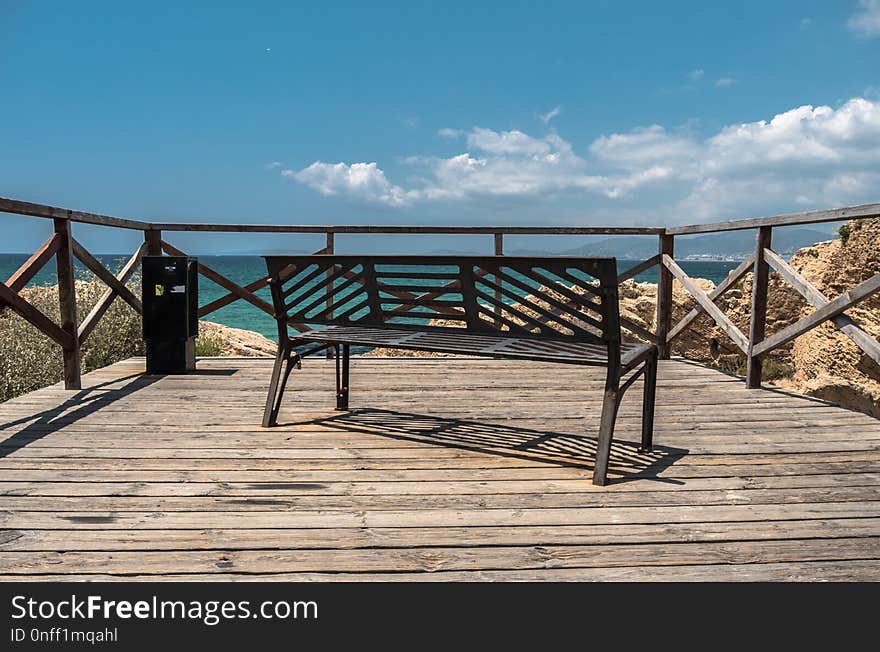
[640,350,658,452]
[593,386,619,486]
[335,343,350,411]
[262,341,296,427]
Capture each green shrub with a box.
[714,357,793,382]
[195,332,224,356]
[0,275,144,402]
[838,219,863,245]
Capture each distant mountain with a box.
[510,227,834,261]
[673,228,834,260]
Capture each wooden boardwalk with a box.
[0,356,878,581]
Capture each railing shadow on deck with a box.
[0,366,244,458]
[0,373,164,457]
[304,407,688,485]
[669,357,853,408]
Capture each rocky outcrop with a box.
[198,321,276,357]
[781,219,880,416]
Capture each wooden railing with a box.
[2,196,879,391]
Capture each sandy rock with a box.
[360,347,456,358]
[795,374,880,418]
[198,321,276,357]
[785,219,880,415]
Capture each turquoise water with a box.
[0,254,738,340]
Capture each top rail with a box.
[150,223,664,235]
[0,198,152,231]
[666,203,880,235]
[3,195,876,235]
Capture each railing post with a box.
[746,226,772,388]
[144,228,162,256]
[326,231,335,359]
[656,233,674,359]
[493,233,503,328]
[54,218,81,390]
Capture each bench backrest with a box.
[264,255,621,347]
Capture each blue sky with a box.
[1,1,879,253]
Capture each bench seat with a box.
[293,325,654,369]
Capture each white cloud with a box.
[437,128,463,138]
[401,131,618,200]
[281,97,880,220]
[715,77,737,88]
[265,161,283,169]
[538,106,562,123]
[286,162,412,207]
[466,128,556,156]
[799,17,812,30]
[688,69,705,81]
[848,0,880,37]
[590,125,699,167]
[676,98,880,218]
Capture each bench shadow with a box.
[178,368,239,376]
[0,373,161,458]
[307,408,688,485]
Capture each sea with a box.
[0,254,739,340]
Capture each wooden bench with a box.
[262,255,658,485]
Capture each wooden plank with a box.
[3,438,877,459]
[2,518,878,552]
[53,218,81,389]
[199,277,269,318]
[324,232,335,358]
[0,196,151,230]
[144,229,162,256]
[77,243,145,342]
[6,560,879,581]
[747,226,772,387]
[764,248,880,366]
[3,426,877,450]
[1,473,876,498]
[667,255,754,343]
[617,254,660,284]
[2,233,61,295]
[619,316,658,344]
[1,450,877,473]
[754,271,880,357]
[1,484,876,512]
[2,410,873,434]
[160,240,275,316]
[151,223,666,235]
[666,202,880,235]
[1,537,877,575]
[71,239,142,312]
[1,459,878,483]
[662,254,749,352]
[656,236,674,357]
[1,501,878,530]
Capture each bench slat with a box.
[288,325,650,369]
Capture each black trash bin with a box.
[142,256,198,373]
